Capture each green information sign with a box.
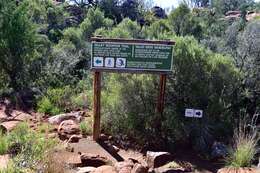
[91,41,174,72]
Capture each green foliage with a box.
[145,19,172,39]
[0,0,39,92]
[212,0,254,15]
[80,8,113,40]
[95,18,142,38]
[37,96,61,115]
[226,116,258,167]
[0,161,21,173]
[7,123,58,170]
[0,130,8,155]
[168,4,203,39]
[37,83,90,115]
[80,120,92,136]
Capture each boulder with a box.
[77,166,96,173]
[80,153,109,167]
[0,121,20,133]
[48,111,84,125]
[115,159,134,173]
[217,167,257,173]
[68,134,82,143]
[153,167,190,173]
[146,151,172,168]
[58,120,80,140]
[92,165,117,173]
[0,155,10,170]
[131,163,148,173]
[12,111,31,121]
[47,133,57,139]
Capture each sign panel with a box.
[91,42,174,72]
[185,109,203,118]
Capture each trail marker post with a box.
[91,38,175,141]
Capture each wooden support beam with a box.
[157,74,167,115]
[93,71,101,141]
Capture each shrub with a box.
[80,119,92,136]
[37,97,61,116]
[6,123,58,170]
[0,160,21,173]
[0,130,8,155]
[226,115,259,167]
[37,83,90,116]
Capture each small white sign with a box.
[116,58,126,68]
[93,57,104,67]
[185,108,203,118]
[185,109,194,117]
[105,57,115,68]
[194,110,203,118]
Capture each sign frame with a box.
[90,37,175,141]
[91,38,175,74]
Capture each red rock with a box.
[68,134,82,143]
[77,166,96,173]
[131,163,148,173]
[115,160,134,173]
[13,111,31,121]
[99,134,109,141]
[146,151,172,168]
[92,165,117,173]
[217,167,257,173]
[48,133,57,139]
[0,121,20,133]
[58,120,80,140]
[48,112,84,125]
[80,153,109,167]
[0,155,10,170]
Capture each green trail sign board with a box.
[91,40,174,72]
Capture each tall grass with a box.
[79,118,92,136]
[2,122,58,171]
[0,161,21,173]
[0,130,8,155]
[226,113,259,168]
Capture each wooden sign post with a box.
[93,71,101,141]
[91,38,174,141]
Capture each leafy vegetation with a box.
[0,130,8,155]
[0,123,58,171]
[80,119,92,136]
[226,114,259,167]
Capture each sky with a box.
[153,0,179,9]
[153,0,260,9]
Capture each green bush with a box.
[226,117,258,167]
[0,161,21,173]
[6,123,58,170]
[37,97,61,116]
[0,130,8,155]
[79,120,92,136]
[37,83,90,116]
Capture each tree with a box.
[0,1,39,92]
[69,0,97,8]
[211,0,254,15]
[121,0,140,21]
[80,8,113,40]
[182,0,210,8]
[98,0,122,23]
[168,3,203,39]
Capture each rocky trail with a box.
[0,104,224,173]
